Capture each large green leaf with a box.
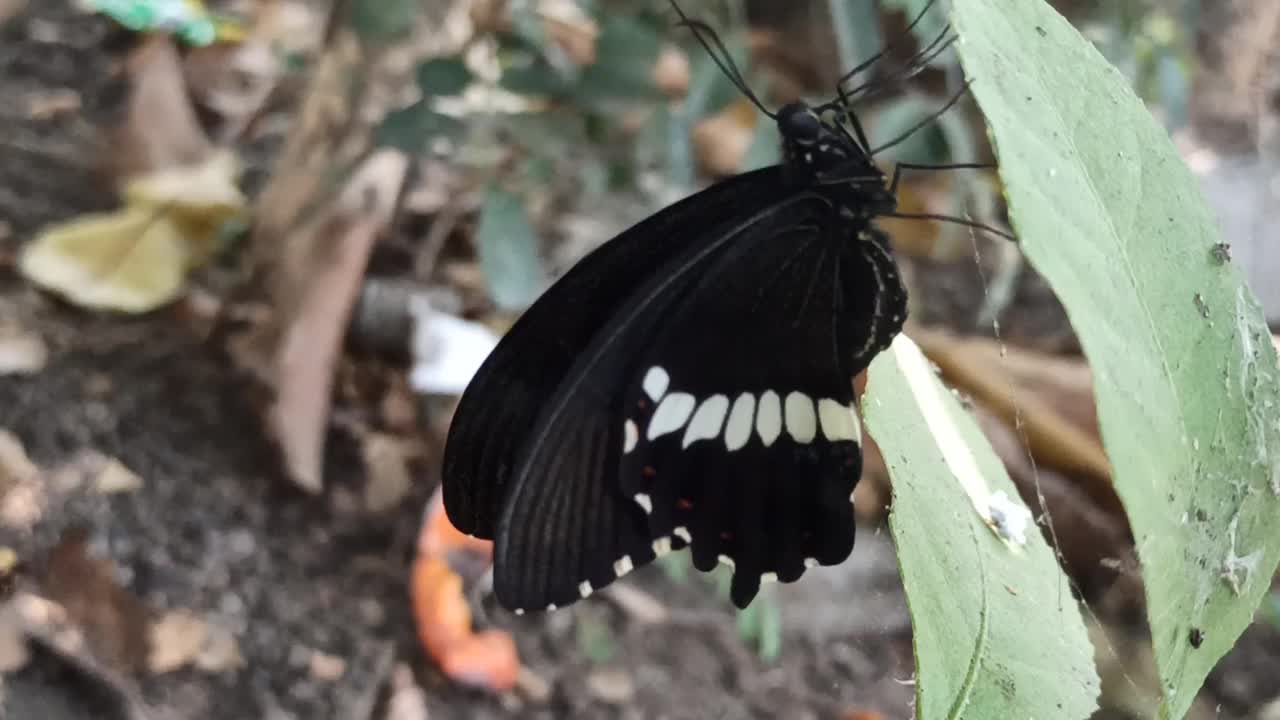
[951,1,1280,717]
[865,335,1099,719]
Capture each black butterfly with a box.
[443,1,1005,612]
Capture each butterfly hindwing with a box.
[443,168,790,539]
[490,194,841,611]
[618,222,906,607]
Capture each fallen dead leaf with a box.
[147,609,208,674]
[515,665,552,703]
[0,603,30,673]
[92,458,144,495]
[692,97,758,178]
[0,328,48,376]
[601,584,668,625]
[543,12,598,66]
[25,87,81,120]
[192,621,242,672]
[184,37,281,140]
[19,149,246,313]
[361,433,414,513]
[308,649,346,681]
[44,528,151,674]
[379,376,419,434]
[385,663,430,720]
[585,667,635,705]
[108,35,212,180]
[0,431,43,530]
[262,150,409,493]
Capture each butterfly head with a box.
[776,102,894,217]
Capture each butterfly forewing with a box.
[443,168,791,539]
[491,194,849,611]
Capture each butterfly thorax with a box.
[775,102,896,225]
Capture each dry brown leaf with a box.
[25,88,80,120]
[192,621,243,672]
[147,609,208,674]
[308,649,346,681]
[263,151,409,493]
[44,528,151,675]
[601,584,667,625]
[108,35,212,180]
[0,328,47,376]
[652,44,689,99]
[92,458,144,495]
[0,431,43,531]
[0,605,30,673]
[184,37,281,139]
[692,98,758,177]
[19,149,245,313]
[543,13,598,66]
[385,663,430,720]
[585,668,635,705]
[876,175,948,260]
[361,433,413,514]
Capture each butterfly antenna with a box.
[869,78,971,155]
[835,0,941,89]
[667,1,775,119]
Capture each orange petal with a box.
[419,490,494,560]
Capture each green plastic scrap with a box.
[85,0,241,46]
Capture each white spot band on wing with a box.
[642,366,670,402]
[756,391,782,446]
[724,393,755,451]
[784,391,816,443]
[682,394,729,448]
[647,392,696,440]
[817,398,860,442]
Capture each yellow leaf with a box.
[19,150,246,313]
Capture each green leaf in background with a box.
[882,0,951,60]
[500,60,574,96]
[574,14,663,107]
[870,93,950,166]
[348,0,415,41]
[828,0,884,77]
[735,589,783,663]
[416,57,472,96]
[951,1,1280,717]
[474,187,546,312]
[741,115,781,172]
[864,335,1100,719]
[374,100,463,154]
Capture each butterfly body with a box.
[443,99,908,612]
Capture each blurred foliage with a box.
[358,0,1201,309]
[1081,0,1200,128]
